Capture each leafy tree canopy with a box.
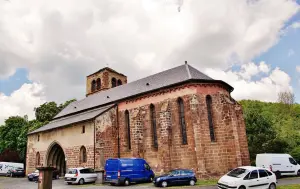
[0,99,76,163]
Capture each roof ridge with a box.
[185,63,192,79]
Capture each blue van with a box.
[104,158,155,186]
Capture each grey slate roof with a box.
[29,64,233,134]
[54,64,232,119]
[29,104,115,134]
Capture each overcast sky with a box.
[0,0,300,124]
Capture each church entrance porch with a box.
[46,143,66,176]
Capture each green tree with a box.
[34,102,60,122]
[0,99,77,163]
[0,116,28,162]
[34,99,76,123]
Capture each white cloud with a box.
[0,83,46,124]
[288,49,295,57]
[296,66,300,73]
[0,0,299,122]
[205,63,292,102]
[292,21,300,29]
[258,61,270,73]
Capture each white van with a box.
[0,162,24,175]
[256,153,300,178]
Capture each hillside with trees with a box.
[240,92,300,164]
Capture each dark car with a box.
[153,169,197,187]
[6,168,25,177]
[28,169,60,181]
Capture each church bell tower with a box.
[86,67,127,96]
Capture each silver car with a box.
[64,167,97,185]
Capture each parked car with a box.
[104,158,155,186]
[6,168,25,177]
[0,162,24,176]
[153,169,197,187]
[64,168,97,185]
[256,153,300,178]
[217,166,277,189]
[28,169,60,181]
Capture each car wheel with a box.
[110,183,116,186]
[269,183,276,189]
[238,186,246,189]
[297,170,300,177]
[161,181,168,188]
[78,178,84,185]
[149,176,154,183]
[67,183,72,185]
[124,178,130,186]
[275,171,281,179]
[190,180,196,186]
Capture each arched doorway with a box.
[46,143,66,176]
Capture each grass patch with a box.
[195,179,217,186]
[278,184,300,189]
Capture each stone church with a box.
[26,63,250,178]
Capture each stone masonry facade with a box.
[94,83,250,178]
[26,81,250,179]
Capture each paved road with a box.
[1,176,300,189]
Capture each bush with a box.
[290,147,300,163]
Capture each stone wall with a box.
[94,107,118,170]
[26,120,94,174]
[64,145,94,168]
[117,83,250,178]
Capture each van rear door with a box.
[105,159,120,181]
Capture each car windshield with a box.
[227,168,249,178]
[68,169,77,174]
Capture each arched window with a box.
[125,110,131,150]
[206,95,215,142]
[112,78,117,88]
[80,146,87,163]
[96,78,101,90]
[117,79,122,86]
[178,98,187,145]
[36,152,40,167]
[150,104,158,149]
[91,80,96,92]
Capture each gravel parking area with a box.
[1,176,300,189]
[0,176,217,189]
